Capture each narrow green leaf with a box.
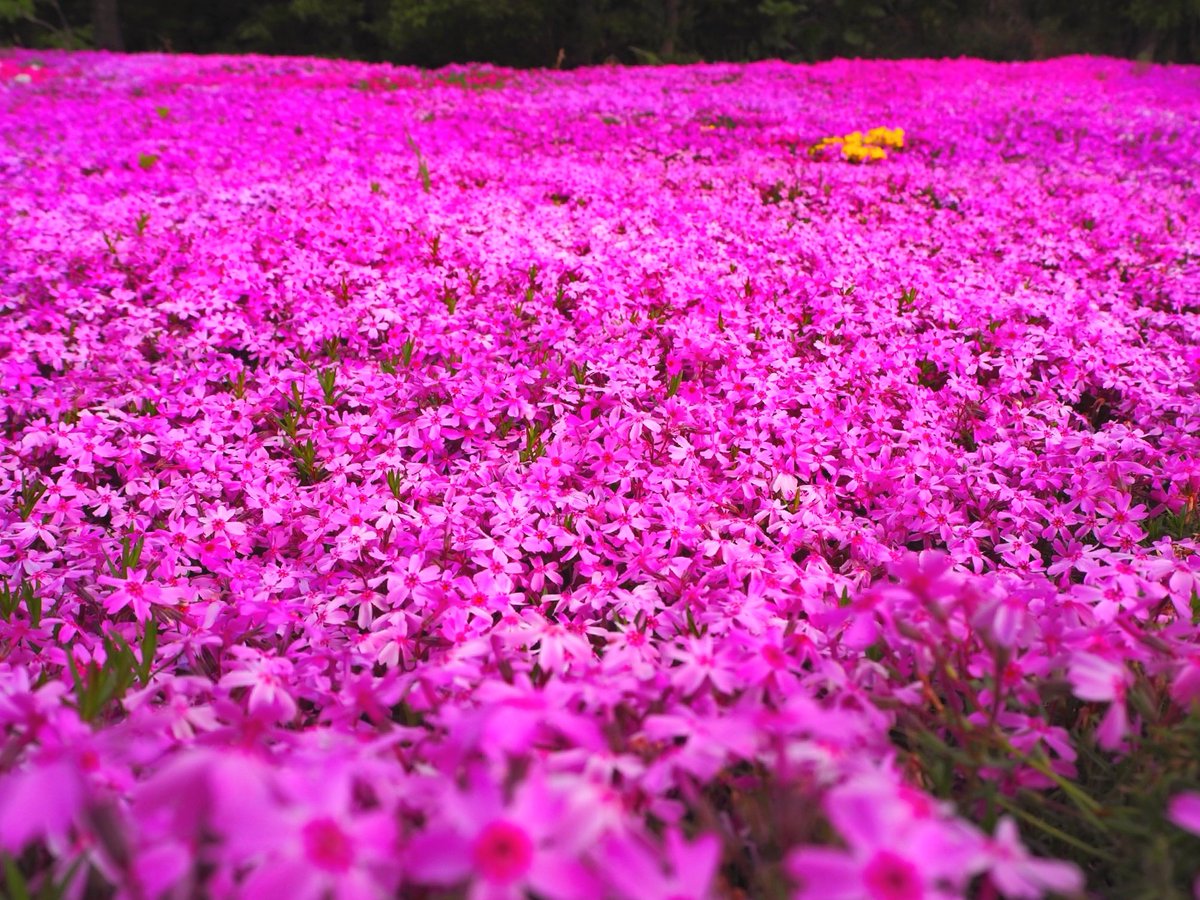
[3,854,30,900]
[993,796,1111,860]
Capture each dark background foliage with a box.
[1,0,1197,67]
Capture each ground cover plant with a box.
[0,50,1199,898]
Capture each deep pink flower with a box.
[1172,654,1200,709]
[97,570,182,620]
[218,649,298,722]
[407,774,600,899]
[1,50,1198,900]
[789,775,983,898]
[0,754,85,853]
[602,830,722,900]
[1168,792,1200,836]
[790,846,928,900]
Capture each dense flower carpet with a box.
[1,50,1199,898]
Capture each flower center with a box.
[472,820,533,884]
[863,850,922,900]
[761,644,786,668]
[302,817,354,872]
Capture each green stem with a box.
[993,796,1111,861]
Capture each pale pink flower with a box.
[983,818,1084,898]
[1067,652,1130,749]
[218,649,298,722]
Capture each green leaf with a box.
[3,853,30,900]
[66,654,85,708]
[122,535,145,570]
[317,367,339,405]
[137,153,159,171]
[405,132,431,193]
[25,582,41,628]
[139,618,158,682]
[18,475,47,520]
[0,0,35,23]
[386,469,404,500]
[993,796,1111,860]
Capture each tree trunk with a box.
[660,0,680,59]
[91,0,123,51]
[572,0,598,67]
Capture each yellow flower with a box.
[842,143,886,163]
[809,125,904,161]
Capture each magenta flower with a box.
[1067,653,1130,749]
[407,774,600,899]
[234,809,396,899]
[982,818,1084,898]
[458,570,520,619]
[788,776,983,899]
[601,830,722,900]
[0,754,85,853]
[98,570,182,620]
[218,648,299,722]
[668,633,736,695]
[1168,792,1200,836]
[1172,654,1200,709]
[789,845,928,900]
[1,49,1199,900]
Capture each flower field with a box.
[1,50,1199,898]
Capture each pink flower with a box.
[407,774,600,899]
[601,830,722,900]
[972,590,1030,648]
[235,809,396,899]
[0,754,85,853]
[98,569,182,620]
[218,649,298,722]
[788,775,983,899]
[983,818,1084,898]
[243,769,397,898]
[3,50,1200,900]
[1171,654,1200,709]
[1168,792,1200,836]
[1162,545,1200,616]
[790,846,926,900]
[373,554,440,608]
[1067,653,1130,749]
[458,570,520,619]
[668,633,736,695]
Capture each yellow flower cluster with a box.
[810,126,905,163]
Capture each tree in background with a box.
[1,0,1197,64]
[375,0,568,68]
[91,0,120,49]
[0,0,87,47]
